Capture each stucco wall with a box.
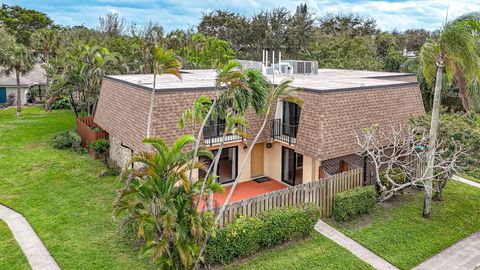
[5,87,29,104]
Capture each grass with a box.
[226,233,373,270]
[0,220,30,269]
[0,107,154,269]
[330,183,480,270]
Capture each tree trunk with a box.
[16,68,21,117]
[424,63,444,218]
[457,77,471,113]
[188,99,217,184]
[45,96,57,112]
[146,73,157,138]
[215,111,269,223]
[433,178,447,202]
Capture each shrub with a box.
[205,203,321,265]
[51,130,82,153]
[91,139,110,166]
[333,186,376,221]
[91,139,110,155]
[51,96,70,109]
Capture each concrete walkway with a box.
[412,230,480,270]
[0,204,60,270]
[315,220,398,270]
[453,175,480,189]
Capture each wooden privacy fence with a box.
[217,168,364,227]
[76,116,109,159]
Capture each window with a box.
[199,146,238,184]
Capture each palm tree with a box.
[420,15,479,218]
[146,47,182,138]
[215,73,301,222]
[0,42,35,117]
[195,72,301,268]
[31,28,59,103]
[114,135,222,269]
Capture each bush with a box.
[51,96,70,109]
[91,139,110,154]
[205,203,321,265]
[51,130,82,153]
[333,186,376,221]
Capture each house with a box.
[94,61,424,203]
[0,64,46,105]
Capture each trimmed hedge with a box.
[333,186,376,221]
[205,203,321,265]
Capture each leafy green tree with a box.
[114,135,223,269]
[307,36,384,70]
[0,40,35,117]
[31,28,60,101]
[0,4,53,46]
[420,14,479,218]
[318,12,378,37]
[288,4,316,55]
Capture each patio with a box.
[198,178,288,210]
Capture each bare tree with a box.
[355,124,464,203]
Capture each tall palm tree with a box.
[31,28,59,103]
[186,60,247,186]
[420,15,479,218]
[195,72,301,268]
[215,73,301,223]
[114,135,222,269]
[0,42,35,117]
[146,47,182,138]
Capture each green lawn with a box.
[0,107,154,269]
[330,183,480,270]
[226,233,373,270]
[0,220,30,269]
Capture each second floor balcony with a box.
[203,123,243,146]
[271,119,298,145]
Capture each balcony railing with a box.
[271,119,298,145]
[203,124,243,146]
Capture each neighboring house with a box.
[94,64,424,194]
[0,64,46,105]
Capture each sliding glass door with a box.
[281,146,303,186]
[200,146,238,184]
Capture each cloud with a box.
[2,0,479,32]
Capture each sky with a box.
[3,0,479,32]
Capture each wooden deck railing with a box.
[76,116,108,158]
[216,168,364,227]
